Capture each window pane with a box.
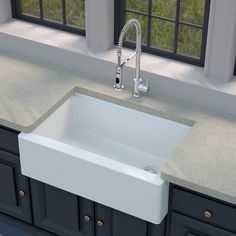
[21,0,40,17]
[126,0,148,13]
[152,0,176,19]
[66,0,85,28]
[180,0,205,25]
[43,0,63,23]
[125,12,148,45]
[177,24,202,58]
[151,18,175,52]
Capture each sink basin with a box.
[19,92,191,224]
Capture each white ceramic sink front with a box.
[19,93,191,224]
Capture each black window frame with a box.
[234,60,236,76]
[11,0,85,36]
[114,0,211,67]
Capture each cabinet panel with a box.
[30,180,94,236]
[170,212,236,236]
[0,211,55,236]
[112,210,147,236]
[95,203,165,236]
[95,204,112,236]
[44,184,79,230]
[0,162,17,207]
[0,150,32,223]
[0,126,19,155]
[172,186,236,232]
[148,221,166,236]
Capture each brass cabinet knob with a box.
[84,215,92,222]
[18,190,25,198]
[203,210,212,218]
[96,220,104,227]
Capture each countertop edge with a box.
[160,172,236,206]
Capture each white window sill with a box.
[0,20,236,111]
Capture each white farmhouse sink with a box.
[19,93,191,224]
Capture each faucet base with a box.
[133,92,141,98]
[114,84,124,91]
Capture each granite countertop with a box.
[1,50,236,206]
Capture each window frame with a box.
[11,0,85,36]
[234,60,236,76]
[114,0,211,67]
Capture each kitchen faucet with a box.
[114,19,149,98]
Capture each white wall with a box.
[86,0,114,50]
[204,0,236,82]
[0,0,12,24]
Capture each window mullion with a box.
[147,0,152,47]
[173,0,180,55]
[18,0,23,14]
[39,0,43,20]
[62,0,67,25]
[200,0,210,64]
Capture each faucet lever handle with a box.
[138,79,150,94]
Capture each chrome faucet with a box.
[114,19,149,98]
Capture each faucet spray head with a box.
[114,66,124,91]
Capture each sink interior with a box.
[19,92,192,223]
[34,93,191,172]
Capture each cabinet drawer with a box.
[0,126,19,155]
[172,187,236,233]
[170,212,236,236]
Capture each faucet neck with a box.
[117,19,142,56]
[115,19,147,97]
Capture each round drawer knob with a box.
[203,210,212,218]
[97,220,104,227]
[18,190,25,198]
[84,215,92,222]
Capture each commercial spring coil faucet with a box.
[114,19,150,98]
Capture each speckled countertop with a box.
[1,50,236,206]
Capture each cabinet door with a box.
[30,180,94,236]
[0,211,55,236]
[94,203,165,236]
[0,150,32,223]
[170,212,236,236]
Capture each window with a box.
[11,0,85,36]
[115,0,211,66]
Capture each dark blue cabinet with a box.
[169,186,236,236]
[30,181,166,236]
[0,212,55,236]
[30,180,94,236]
[170,212,236,236]
[0,126,33,223]
[94,203,165,236]
[0,149,32,223]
